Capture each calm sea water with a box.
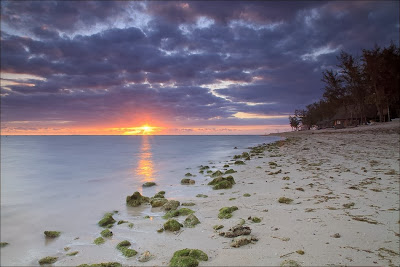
[1,135,279,265]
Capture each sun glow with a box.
[121,124,160,135]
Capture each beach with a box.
[2,122,399,266]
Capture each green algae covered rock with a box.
[39,256,58,265]
[44,231,60,238]
[66,251,79,256]
[208,175,235,190]
[143,182,156,187]
[184,214,200,228]
[224,169,236,174]
[94,237,105,245]
[0,242,9,248]
[182,202,195,206]
[181,178,195,185]
[278,197,293,204]
[154,191,166,198]
[116,240,131,250]
[164,219,183,231]
[162,200,180,211]
[98,213,116,227]
[126,191,150,207]
[77,263,122,267]
[151,198,168,207]
[117,220,128,225]
[211,170,224,178]
[120,247,137,257]
[196,194,208,198]
[100,229,113,237]
[280,259,301,266]
[234,160,245,165]
[218,206,238,219]
[163,208,194,219]
[170,249,208,267]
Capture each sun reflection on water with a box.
[135,136,155,192]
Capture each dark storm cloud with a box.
[1,1,399,128]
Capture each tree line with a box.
[289,43,400,130]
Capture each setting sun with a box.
[120,124,161,135]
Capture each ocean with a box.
[0,135,280,265]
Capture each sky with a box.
[1,1,399,135]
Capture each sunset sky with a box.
[1,1,399,135]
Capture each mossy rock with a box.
[251,217,261,223]
[128,223,134,228]
[199,166,210,170]
[117,220,128,225]
[278,197,293,204]
[170,249,208,267]
[163,200,180,211]
[116,240,131,250]
[223,164,230,168]
[126,191,150,207]
[44,231,61,238]
[184,214,200,228]
[242,152,249,158]
[196,194,208,198]
[163,208,194,219]
[280,259,301,267]
[233,155,241,159]
[213,225,224,230]
[234,161,245,165]
[206,170,212,174]
[164,219,183,231]
[67,251,79,256]
[185,173,193,177]
[120,247,137,258]
[100,229,113,237]
[182,202,195,206]
[151,198,168,207]
[208,176,235,190]
[77,262,122,267]
[218,206,238,219]
[98,213,116,227]
[181,178,195,185]
[143,182,156,187]
[0,242,9,248]
[243,193,251,197]
[154,191,166,198]
[230,235,258,247]
[39,256,58,265]
[211,170,224,177]
[224,169,236,174]
[94,237,105,245]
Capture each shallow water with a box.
[0,135,279,265]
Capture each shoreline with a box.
[2,123,399,266]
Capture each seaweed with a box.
[251,217,261,223]
[182,202,195,206]
[94,237,105,245]
[44,231,61,238]
[39,256,58,265]
[120,247,137,257]
[117,220,128,225]
[213,225,224,230]
[100,229,113,237]
[164,219,183,231]
[208,175,235,190]
[229,198,236,201]
[278,197,293,204]
[243,193,251,197]
[98,213,116,227]
[126,191,150,207]
[224,169,236,174]
[143,182,156,187]
[169,249,208,267]
[234,161,245,165]
[181,178,195,185]
[196,194,208,198]
[67,251,79,256]
[116,240,131,249]
[184,214,200,228]
[163,208,194,219]
[218,206,238,219]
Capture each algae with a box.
[251,217,261,223]
[181,178,195,185]
[219,225,251,237]
[128,223,134,228]
[243,193,251,197]
[117,220,128,225]
[211,170,224,177]
[120,247,137,257]
[278,197,293,204]
[199,166,210,170]
[280,259,301,267]
[44,231,61,238]
[182,202,195,206]
[229,197,236,201]
[218,206,238,219]
[163,200,181,210]
[234,160,245,165]
[143,182,156,187]
[116,240,131,250]
[94,237,105,245]
[163,208,194,219]
[223,164,230,168]
[224,169,236,174]
[208,175,236,190]
[126,191,150,207]
[0,242,9,248]
[213,225,224,230]
[100,229,113,237]
[184,214,200,228]
[185,173,193,177]
[196,194,208,198]
[39,256,58,265]
[169,249,208,267]
[67,251,79,256]
[98,213,116,227]
[151,198,168,207]
[164,219,183,231]
[233,155,241,159]
[206,170,212,174]
[154,191,166,198]
[77,263,121,267]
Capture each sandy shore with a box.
[52,121,399,266]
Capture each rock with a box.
[162,200,180,211]
[151,198,168,207]
[251,217,261,223]
[182,202,195,206]
[138,251,152,262]
[77,262,122,267]
[219,225,251,238]
[94,237,105,245]
[211,170,224,177]
[142,182,156,187]
[280,259,301,266]
[120,248,137,257]
[38,256,58,265]
[278,197,293,204]
[44,231,60,238]
[116,240,131,249]
[169,249,208,266]
[100,229,113,237]
[98,213,116,227]
[163,208,194,219]
[224,169,236,174]
[181,178,195,185]
[230,235,258,247]
[184,214,200,228]
[0,242,9,248]
[126,191,150,207]
[332,233,341,238]
[154,191,166,198]
[66,251,79,256]
[185,173,193,177]
[234,161,245,165]
[213,225,224,230]
[208,176,236,190]
[117,220,128,225]
[218,206,238,219]
[164,219,183,231]
[195,194,208,198]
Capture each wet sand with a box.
[16,121,400,266]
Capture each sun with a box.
[140,124,154,134]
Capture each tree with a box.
[288,115,300,131]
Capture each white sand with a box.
[57,121,399,266]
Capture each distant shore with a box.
[19,121,399,266]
